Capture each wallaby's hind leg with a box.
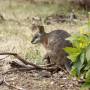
[65,59,73,73]
[43,53,56,67]
[43,54,51,64]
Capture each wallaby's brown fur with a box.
[31,22,72,72]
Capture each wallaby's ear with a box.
[38,25,45,33]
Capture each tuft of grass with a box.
[25,47,43,65]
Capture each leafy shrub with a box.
[64,21,90,89]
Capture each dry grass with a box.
[0,0,86,64]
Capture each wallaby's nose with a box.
[31,40,33,44]
[31,38,35,44]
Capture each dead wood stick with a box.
[3,67,59,75]
[41,64,56,67]
[0,52,66,73]
[0,52,42,69]
[9,61,59,72]
[0,55,9,60]
[0,53,56,71]
[10,61,67,73]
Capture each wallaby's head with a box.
[31,25,46,44]
[31,16,46,44]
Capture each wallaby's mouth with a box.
[31,39,38,44]
[31,40,35,44]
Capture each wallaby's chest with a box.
[42,34,57,50]
[42,35,49,49]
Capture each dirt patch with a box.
[0,55,80,90]
[0,71,80,90]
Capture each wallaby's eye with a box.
[34,35,38,39]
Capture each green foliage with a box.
[64,47,81,62]
[81,82,90,90]
[64,21,90,89]
[86,46,90,62]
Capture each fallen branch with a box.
[0,52,67,73]
[0,52,42,69]
[9,61,59,72]
[0,55,9,61]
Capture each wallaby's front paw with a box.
[43,55,51,65]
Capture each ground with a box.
[0,0,88,90]
[0,59,80,90]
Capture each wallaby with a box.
[31,24,72,73]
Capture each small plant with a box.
[64,21,90,89]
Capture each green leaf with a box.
[71,53,85,76]
[71,66,77,76]
[74,60,83,75]
[81,82,90,90]
[87,20,90,30]
[64,47,81,62]
[80,52,85,65]
[86,45,90,62]
[67,54,79,62]
[64,47,81,55]
[85,70,90,82]
[84,62,90,70]
[66,35,76,43]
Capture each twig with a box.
[0,52,66,73]
[40,64,55,67]
[0,55,9,61]
[0,52,42,69]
